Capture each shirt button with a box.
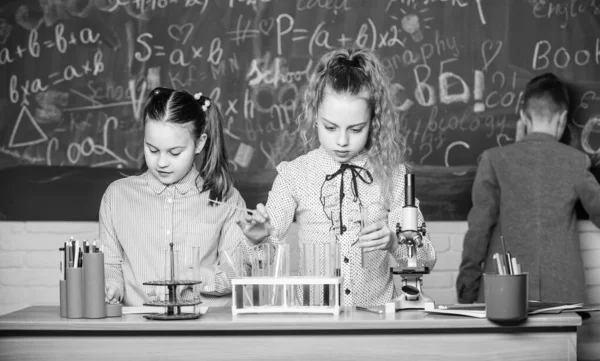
[345,288,351,295]
[166,230,171,235]
[343,257,349,263]
[341,225,347,232]
[167,198,173,204]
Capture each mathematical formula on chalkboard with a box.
[1,0,599,173]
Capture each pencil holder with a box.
[66,267,84,319]
[59,280,67,318]
[83,253,106,319]
[484,273,528,323]
[105,303,122,317]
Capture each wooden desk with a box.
[0,306,581,360]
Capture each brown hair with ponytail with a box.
[142,87,233,202]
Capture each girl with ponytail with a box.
[101,87,249,307]
[238,48,437,307]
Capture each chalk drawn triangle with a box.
[8,106,48,148]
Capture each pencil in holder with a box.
[66,267,84,319]
[83,252,107,318]
[59,280,67,318]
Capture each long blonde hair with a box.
[296,48,407,201]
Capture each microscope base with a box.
[389,267,434,312]
[391,292,435,311]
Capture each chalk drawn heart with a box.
[258,18,274,35]
[496,133,512,147]
[481,39,502,72]
[168,23,194,44]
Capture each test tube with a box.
[270,242,290,306]
[263,243,273,306]
[328,232,340,306]
[251,244,260,305]
[223,248,253,307]
[323,242,331,306]
[361,206,369,268]
[313,243,322,306]
[251,243,272,306]
[163,243,179,314]
[302,242,312,306]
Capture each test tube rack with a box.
[142,279,202,320]
[231,276,343,315]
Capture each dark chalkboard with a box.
[1,0,599,221]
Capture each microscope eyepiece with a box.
[405,173,415,207]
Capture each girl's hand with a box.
[235,203,274,244]
[356,221,398,253]
[105,284,122,304]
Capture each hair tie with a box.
[193,92,210,111]
[202,99,211,112]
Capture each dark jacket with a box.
[456,132,600,304]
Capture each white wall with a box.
[0,221,598,359]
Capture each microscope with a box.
[388,173,435,312]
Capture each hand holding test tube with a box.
[353,204,392,266]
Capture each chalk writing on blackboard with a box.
[0,0,598,178]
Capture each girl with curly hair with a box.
[237,48,436,307]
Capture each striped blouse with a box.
[100,167,248,307]
[264,147,437,306]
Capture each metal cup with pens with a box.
[59,238,108,319]
[485,237,528,323]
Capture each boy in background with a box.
[456,73,600,304]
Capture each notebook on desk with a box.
[425,301,599,318]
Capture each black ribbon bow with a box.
[320,163,373,235]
